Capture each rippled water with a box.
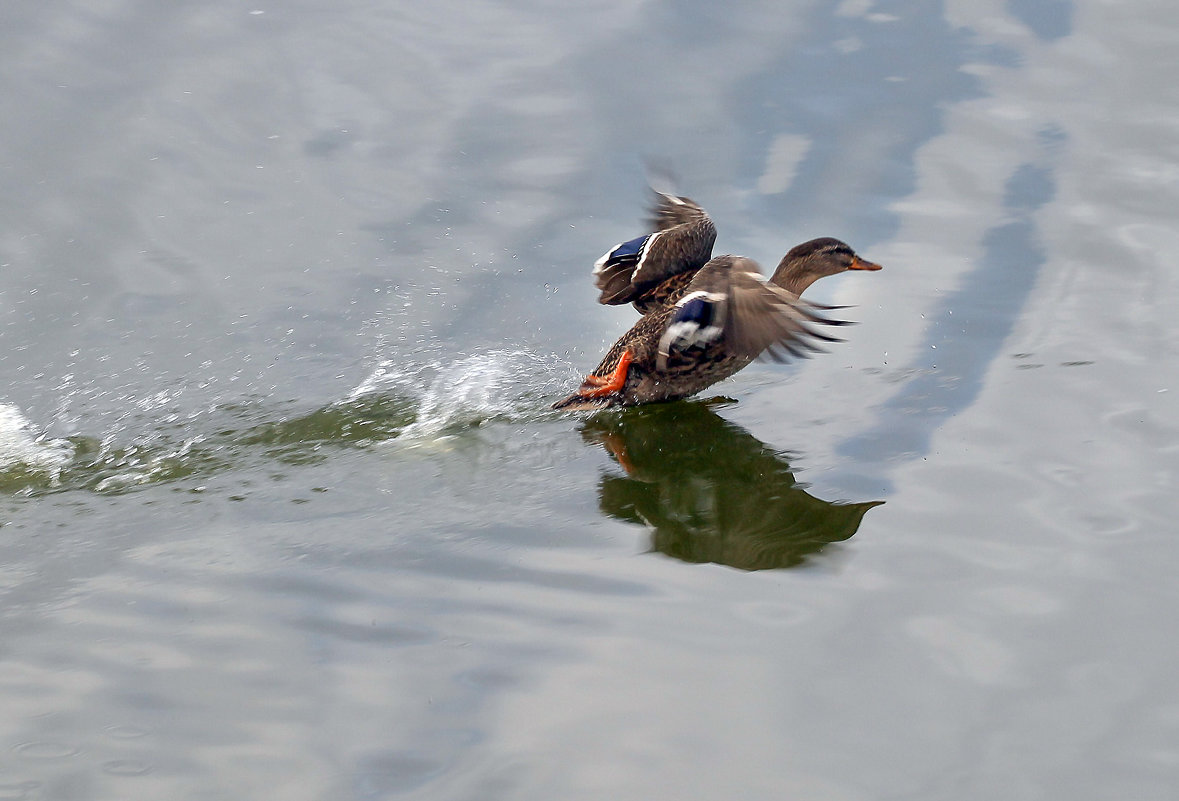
[2,1,1178,799]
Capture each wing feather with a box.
[657,256,851,367]
[591,190,716,309]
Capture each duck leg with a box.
[577,350,633,398]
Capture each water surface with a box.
[2,1,1178,799]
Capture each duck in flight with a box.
[553,189,881,410]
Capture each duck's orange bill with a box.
[850,256,883,271]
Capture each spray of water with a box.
[1,348,582,495]
[0,403,75,486]
[346,349,578,440]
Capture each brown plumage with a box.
[591,190,717,313]
[555,209,882,410]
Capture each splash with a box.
[1,349,581,496]
[0,403,75,487]
[347,349,577,440]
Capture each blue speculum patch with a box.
[610,234,649,259]
[675,296,715,327]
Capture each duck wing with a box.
[593,190,716,309]
[657,256,851,369]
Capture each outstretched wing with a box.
[657,256,850,369]
[645,188,709,232]
[593,190,716,309]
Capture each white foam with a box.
[0,403,74,479]
[347,349,577,441]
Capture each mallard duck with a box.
[553,191,881,410]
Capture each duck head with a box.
[770,237,881,296]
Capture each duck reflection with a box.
[581,401,882,570]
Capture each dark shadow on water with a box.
[581,401,882,571]
[1007,0,1074,41]
[839,147,1060,474]
[733,0,1004,244]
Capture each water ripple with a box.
[0,350,579,497]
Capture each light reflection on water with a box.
[2,0,1179,799]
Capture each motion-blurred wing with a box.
[593,190,716,308]
[658,256,850,368]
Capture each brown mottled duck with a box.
[554,190,882,410]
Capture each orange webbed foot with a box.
[578,350,633,398]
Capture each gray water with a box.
[2,1,1178,799]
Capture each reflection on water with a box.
[582,401,882,570]
[842,137,1060,467]
[3,0,1178,796]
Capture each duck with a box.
[553,190,881,410]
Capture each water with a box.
[2,1,1178,799]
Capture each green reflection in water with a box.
[235,395,419,461]
[0,394,420,496]
[582,401,882,571]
